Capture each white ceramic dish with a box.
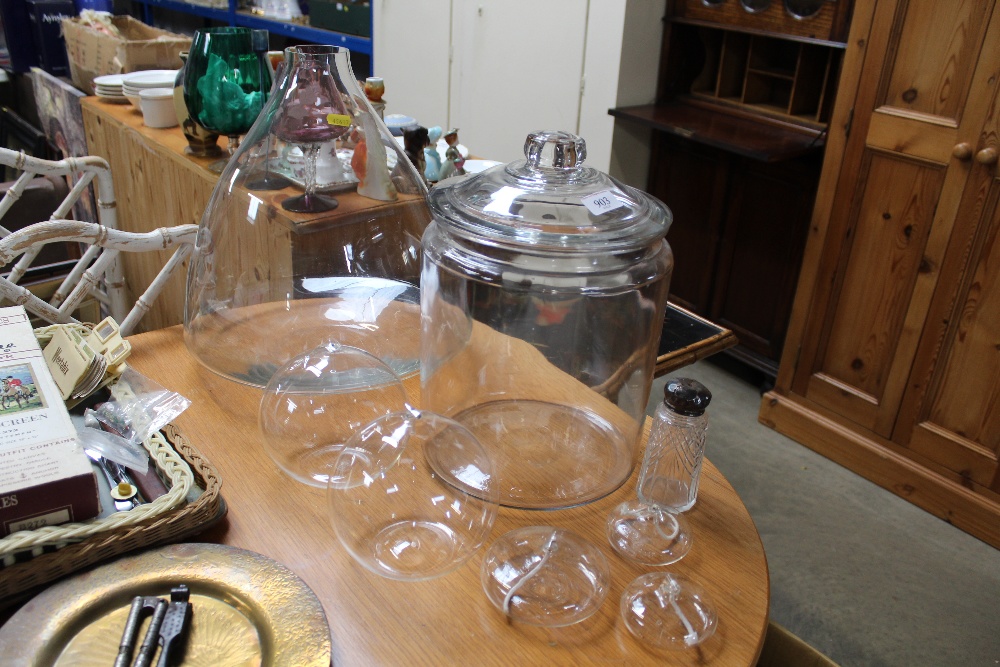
[139,87,178,128]
[122,70,178,88]
[93,73,125,87]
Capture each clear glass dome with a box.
[185,45,431,387]
[328,409,499,581]
[259,342,408,488]
[421,130,673,509]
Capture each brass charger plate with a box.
[0,543,332,666]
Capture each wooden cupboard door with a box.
[648,134,728,316]
[893,12,1000,492]
[792,0,998,436]
[898,180,1000,492]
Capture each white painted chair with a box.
[0,220,198,335]
[0,148,197,335]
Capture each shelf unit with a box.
[132,0,373,72]
[687,27,841,130]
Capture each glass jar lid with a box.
[427,130,672,253]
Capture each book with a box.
[24,0,73,76]
[0,306,99,537]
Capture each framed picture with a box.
[30,67,97,224]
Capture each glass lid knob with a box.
[523,130,587,169]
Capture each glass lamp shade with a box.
[259,342,409,488]
[328,409,499,581]
[184,45,431,387]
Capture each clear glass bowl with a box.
[259,342,408,487]
[328,409,498,581]
[185,45,430,388]
[620,573,718,650]
[480,526,610,626]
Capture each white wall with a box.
[607,0,666,186]
[373,0,664,173]
[372,0,451,133]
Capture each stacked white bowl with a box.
[93,74,126,103]
[121,70,179,108]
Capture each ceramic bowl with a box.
[140,88,179,128]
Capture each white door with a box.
[448,0,588,163]
[372,0,452,131]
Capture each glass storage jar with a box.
[421,130,673,509]
[185,45,430,388]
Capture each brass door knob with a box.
[975,146,998,165]
[953,143,973,160]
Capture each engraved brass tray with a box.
[0,543,332,666]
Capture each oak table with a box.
[126,325,768,666]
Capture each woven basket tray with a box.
[0,424,224,606]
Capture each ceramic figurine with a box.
[438,128,466,181]
[403,125,430,184]
[424,126,443,182]
[351,112,398,201]
[364,76,386,119]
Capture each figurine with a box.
[363,77,386,119]
[403,125,430,183]
[351,112,398,201]
[424,126,443,182]
[438,128,466,181]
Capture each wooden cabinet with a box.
[672,0,853,43]
[611,9,849,375]
[646,131,821,369]
[760,0,1000,548]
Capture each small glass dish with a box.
[620,573,718,650]
[328,409,498,581]
[259,342,408,488]
[481,526,610,627]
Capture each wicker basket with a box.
[0,424,224,607]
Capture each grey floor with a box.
[647,360,1000,667]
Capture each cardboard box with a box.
[0,306,99,537]
[309,1,370,37]
[61,15,190,95]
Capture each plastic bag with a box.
[90,367,192,447]
[76,422,150,474]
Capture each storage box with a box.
[309,0,370,37]
[0,307,99,537]
[61,15,190,95]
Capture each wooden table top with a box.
[126,325,768,666]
